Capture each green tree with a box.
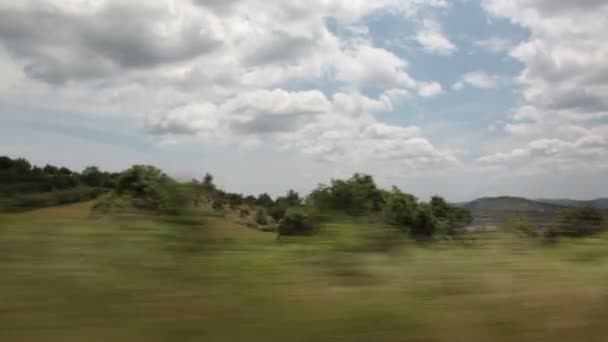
[256,193,274,208]
[411,203,437,239]
[255,209,269,225]
[269,205,287,222]
[278,213,316,237]
[383,187,419,230]
[554,207,605,237]
[82,166,104,187]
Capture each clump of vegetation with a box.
[93,165,192,216]
[0,156,114,212]
[548,207,605,238]
[278,213,316,237]
[268,205,287,222]
[255,208,269,226]
[306,176,472,241]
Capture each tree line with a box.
[3,155,603,242]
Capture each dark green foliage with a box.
[551,207,605,238]
[5,187,104,211]
[383,190,472,240]
[430,196,451,220]
[268,205,287,222]
[275,189,302,207]
[307,173,384,215]
[212,196,225,210]
[256,193,274,208]
[202,173,216,194]
[226,193,244,209]
[244,195,256,206]
[411,203,437,239]
[255,209,269,225]
[81,166,105,187]
[114,165,191,215]
[278,213,316,237]
[384,187,419,229]
[0,156,113,211]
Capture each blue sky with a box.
[1,0,607,201]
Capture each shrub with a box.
[212,197,225,210]
[268,205,287,222]
[255,209,269,225]
[278,213,316,237]
[552,207,605,238]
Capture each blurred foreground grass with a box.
[1,203,608,341]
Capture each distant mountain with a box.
[466,196,564,212]
[536,198,608,209]
[464,196,567,225]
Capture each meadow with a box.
[2,202,608,342]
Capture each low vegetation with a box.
[1,155,608,341]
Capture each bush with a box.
[278,213,316,237]
[212,197,225,210]
[255,209,269,225]
[268,205,287,222]
[551,207,605,238]
[92,192,135,215]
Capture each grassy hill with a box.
[464,196,567,226]
[2,202,608,341]
[536,198,608,209]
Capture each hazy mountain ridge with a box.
[460,196,608,226]
[535,198,608,209]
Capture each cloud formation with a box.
[480,0,608,169]
[415,19,457,55]
[453,71,498,90]
[0,0,458,172]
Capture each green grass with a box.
[1,203,608,341]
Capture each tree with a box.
[411,203,437,239]
[212,196,225,210]
[269,205,287,222]
[244,195,257,207]
[430,196,451,220]
[256,193,274,208]
[383,187,419,230]
[0,156,13,170]
[255,209,269,225]
[278,213,316,237]
[115,165,189,214]
[554,207,605,237]
[43,164,59,174]
[284,190,302,206]
[82,166,104,187]
[202,173,216,195]
[308,174,384,215]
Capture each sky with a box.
[1,0,607,201]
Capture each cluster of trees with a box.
[540,207,606,239]
[306,174,472,239]
[8,156,605,243]
[2,156,474,241]
[0,156,119,192]
[0,156,117,211]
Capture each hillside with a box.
[536,198,608,209]
[464,196,567,226]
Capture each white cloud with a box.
[417,82,443,97]
[478,135,608,172]
[333,44,417,89]
[452,71,498,90]
[479,0,608,177]
[475,36,512,53]
[0,0,461,188]
[415,19,457,55]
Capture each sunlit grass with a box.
[1,203,608,341]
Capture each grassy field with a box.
[2,203,608,341]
